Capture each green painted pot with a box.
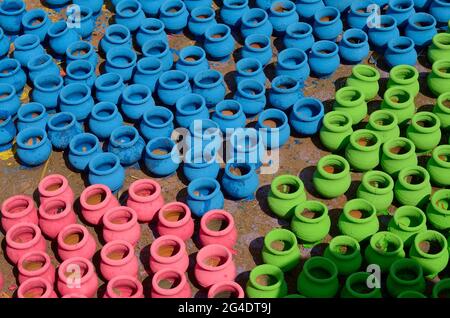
[394,166,432,207]
[365,231,406,273]
[338,198,379,242]
[427,146,450,186]
[340,272,382,298]
[426,189,450,231]
[291,200,330,244]
[397,290,427,298]
[388,206,427,247]
[380,137,418,176]
[246,264,288,298]
[406,112,441,152]
[346,64,380,101]
[356,170,394,214]
[333,86,367,124]
[319,111,353,152]
[345,129,381,171]
[296,256,339,298]
[386,258,426,298]
[387,65,420,97]
[365,109,400,143]
[380,87,415,125]
[427,59,450,97]
[432,278,450,298]
[428,33,450,64]
[267,175,307,219]
[409,230,449,278]
[313,154,351,198]
[433,92,450,130]
[323,235,362,276]
[261,228,301,272]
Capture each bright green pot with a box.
[338,198,379,242]
[261,228,301,272]
[428,33,450,64]
[346,64,380,101]
[365,109,400,143]
[426,189,450,231]
[333,86,368,124]
[319,111,353,152]
[427,59,450,97]
[313,154,351,198]
[296,256,339,298]
[267,174,307,219]
[406,112,441,152]
[380,137,417,176]
[356,170,394,214]
[345,129,381,171]
[380,87,415,125]
[340,272,382,298]
[365,231,406,273]
[323,235,362,275]
[387,65,420,97]
[388,206,427,247]
[386,258,426,298]
[427,145,450,186]
[394,166,432,207]
[432,278,450,298]
[291,200,330,244]
[397,290,427,298]
[433,92,450,130]
[246,264,288,298]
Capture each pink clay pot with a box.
[80,184,120,225]
[104,275,144,298]
[156,202,194,241]
[1,195,38,233]
[199,209,237,250]
[62,293,87,298]
[17,251,56,285]
[100,240,139,281]
[149,234,189,273]
[17,277,58,298]
[151,269,192,298]
[102,207,141,246]
[38,174,74,206]
[5,223,46,264]
[194,244,236,288]
[208,281,245,298]
[57,224,97,261]
[57,257,98,298]
[38,197,77,239]
[126,179,165,222]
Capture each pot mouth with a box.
[116,0,142,18]
[101,240,134,266]
[69,133,100,156]
[278,48,307,70]
[328,235,360,260]
[389,0,414,12]
[408,12,436,30]
[17,102,46,123]
[122,83,152,104]
[368,109,398,131]
[433,279,450,299]
[435,0,450,6]
[349,129,381,152]
[22,8,49,31]
[208,281,244,298]
[0,0,25,16]
[128,179,161,203]
[57,224,90,250]
[14,34,40,51]
[6,223,42,250]
[382,137,415,160]
[105,24,131,44]
[205,23,231,42]
[158,202,191,227]
[224,162,253,180]
[107,276,143,298]
[0,110,11,128]
[95,73,123,91]
[350,1,372,17]
[270,174,304,200]
[317,154,350,180]
[432,145,450,169]
[160,0,186,17]
[387,36,414,53]
[0,83,15,101]
[152,269,186,296]
[179,46,206,65]
[411,111,440,133]
[18,251,51,276]
[238,79,265,99]
[336,86,365,107]
[224,0,248,9]
[150,235,185,263]
[79,5,93,21]
[38,173,69,198]
[80,184,112,210]
[106,47,137,69]
[314,6,340,25]
[60,83,91,105]
[390,65,419,85]
[292,97,324,122]
[142,106,173,128]
[159,70,189,89]
[176,93,206,116]
[17,277,53,298]
[191,6,215,22]
[370,231,404,256]
[383,87,412,109]
[376,15,397,30]
[0,58,21,78]
[361,170,394,194]
[394,206,426,232]
[193,69,223,89]
[1,195,34,219]
[110,126,140,148]
[432,59,450,79]
[38,197,72,220]
[66,60,94,80]
[249,264,283,291]
[91,102,119,121]
[66,41,94,61]
[137,56,162,75]
[342,28,368,48]
[286,22,312,39]
[270,1,296,16]
[351,64,380,82]
[196,244,233,271]
[390,258,423,285]
[294,200,328,224]
[430,189,450,215]
[16,127,48,150]
[58,257,94,284]
[200,209,234,237]
[303,257,338,283]
[432,32,450,50]
[140,18,165,34]
[271,75,299,93]
[146,136,177,160]
[27,54,54,71]
[311,40,338,57]
[323,111,352,132]
[48,21,69,37]
[241,8,268,28]
[244,34,271,52]
[142,39,170,59]
[343,198,376,223]
[345,272,378,297]
[437,92,450,114]
[103,206,138,231]
[214,100,243,120]
[187,177,221,201]
[34,74,63,92]
[398,166,430,190]
[88,152,121,176]
[413,230,447,259]
[257,108,288,131]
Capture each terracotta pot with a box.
[102,207,141,246]
[199,209,237,250]
[17,251,56,285]
[17,277,57,298]
[156,202,194,241]
[1,195,38,233]
[104,275,144,298]
[6,223,46,264]
[38,197,77,239]
[80,184,120,226]
[208,281,245,298]
[151,269,192,298]
[194,244,236,288]
[126,179,165,223]
[57,224,96,261]
[38,174,74,206]
[100,240,139,281]
[57,257,98,298]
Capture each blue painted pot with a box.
[66,41,98,68]
[121,84,155,121]
[309,40,340,77]
[137,0,162,16]
[13,34,45,67]
[204,24,235,61]
[16,127,52,166]
[21,9,51,42]
[242,34,272,66]
[221,0,249,29]
[269,75,302,111]
[430,0,450,26]
[295,0,325,22]
[47,112,83,149]
[175,93,209,128]
[290,97,325,135]
[405,13,437,48]
[323,0,352,12]
[17,102,48,132]
[338,28,370,64]
[193,70,226,108]
[385,36,417,67]
[140,106,174,141]
[157,70,192,106]
[256,108,290,149]
[44,0,71,8]
[88,152,125,192]
[68,133,102,171]
[255,0,278,10]
[133,57,163,93]
[234,79,266,117]
[144,137,180,176]
[159,0,189,34]
[75,6,95,39]
[108,126,145,166]
[0,27,10,58]
[187,119,222,154]
[115,0,145,33]
[229,128,262,168]
[73,0,104,15]
[183,148,220,182]
[176,46,209,80]
[184,0,212,11]
[283,22,315,52]
[59,83,94,121]
[368,15,400,50]
[212,100,246,133]
[268,0,299,35]
[105,47,137,82]
[142,39,173,71]
[0,84,19,116]
[387,0,416,27]
[189,6,217,37]
[94,73,125,105]
[276,48,310,82]
[136,18,168,48]
[241,8,273,39]
[0,0,26,35]
[313,6,343,41]
[347,1,374,31]
[0,59,26,94]
[89,102,123,140]
[235,58,266,86]
[65,60,97,88]
[0,111,16,151]
[47,21,80,56]
[27,54,60,83]
[222,162,259,200]
[32,74,63,111]
[413,0,431,10]
[100,24,132,54]
[186,177,224,217]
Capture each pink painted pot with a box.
[80,184,120,225]
[100,240,139,281]
[38,174,74,206]
[17,277,58,298]
[103,275,144,298]
[156,202,194,241]
[57,257,98,298]
[57,224,96,261]
[126,179,165,222]
[199,209,237,250]
[38,197,77,239]
[17,251,56,285]
[102,207,141,246]
[5,223,46,264]
[1,195,38,233]
[151,269,192,298]
[150,235,189,273]
[62,293,87,298]
[208,281,245,298]
[194,244,236,288]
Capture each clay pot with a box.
[406,111,441,152]
[47,112,83,150]
[57,224,96,261]
[338,198,379,242]
[57,257,98,298]
[17,251,56,285]
[243,34,273,67]
[319,111,353,152]
[240,8,273,39]
[102,207,141,246]
[405,12,437,48]
[94,73,125,105]
[432,278,450,298]
[159,0,189,34]
[428,33,450,64]
[246,264,287,298]
[324,235,362,276]
[261,228,300,272]
[346,64,380,101]
[199,210,237,250]
[68,133,103,172]
[104,275,144,298]
[365,109,400,143]
[220,0,249,29]
[268,0,299,35]
[204,24,235,62]
[156,202,195,241]
[5,223,46,264]
[221,162,259,200]
[290,97,324,136]
[194,244,236,288]
[394,166,432,207]
[126,179,164,223]
[38,197,77,239]
[208,281,245,298]
[149,234,189,273]
[426,189,450,231]
[16,128,52,167]
[313,154,351,198]
[340,272,382,298]
[387,258,426,297]
[17,277,57,298]
[333,86,367,124]
[365,231,405,273]
[427,59,450,97]
[384,36,417,67]
[189,6,217,37]
[151,269,192,298]
[1,195,38,233]
[345,129,381,171]
[338,28,370,64]
[387,65,420,97]
[283,22,314,52]
[80,184,120,226]
[433,93,450,130]
[312,6,343,41]
[381,137,417,176]
[291,201,330,244]
[59,83,95,121]
[267,174,306,219]
[427,145,450,186]
[388,206,427,246]
[308,40,340,77]
[186,178,225,217]
[356,170,394,214]
[296,256,339,298]
[100,240,139,281]
[368,15,400,50]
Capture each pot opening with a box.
[38,76,61,89]
[221,108,237,116]
[71,47,89,57]
[96,107,114,118]
[403,172,425,185]
[181,98,202,112]
[281,55,304,67]
[11,226,36,244]
[86,188,106,205]
[270,239,293,252]
[389,143,411,155]
[145,43,167,56]
[368,178,389,189]
[334,244,355,256]
[206,215,229,232]
[415,115,437,128]
[164,76,185,86]
[120,3,139,15]
[44,200,67,215]
[184,54,200,62]
[355,66,377,79]
[319,15,335,22]
[64,260,88,279]
[198,73,221,85]
[63,230,84,245]
[309,266,332,280]
[338,89,362,103]
[347,37,363,44]
[111,279,139,297]
[301,207,323,219]
[109,31,127,41]
[157,240,180,258]
[275,80,296,90]
[374,237,400,253]
[158,274,181,290]
[292,28,308,36]
[273,3,290,13]
[418,239,443,255]
[212,288,240,298]
[262,118,283,128]
[395,267,419,281]
[109,210,133,225]
[26,136,42,146]
[438,66,450,74]
[393,68,415,81]
[107,244,130,260]
[51,22,67,36]
[68,64,91,77]
[436,198,450,211]
[30,55,50,68]
[255,274,277,286]
[441,96,450,108]
[111,54,133,65]
[95,161,116,172]
[276,183,298,194]
[162,205,186,222]
[152,147,169,155]
[250,41,267,49]
[51,114,73,129]
[211,32,226,39]
[397,213,423,228]
[5,198,30,214]
[357,135,377,147]
[229,0,246,7]
[74,138,96,153]
[328,114,349,127]
[134,182,156,198]
[113,129,136,144]
[350,279,373,294]
[229,164,250,176]
[248,16,264,25]
[393,42,412,50]
[323,164,344,174]
[375,117,394,126]
[22,254,46,272]
[393,1,412,10]
[242,85,263,95]
[29,16,44,26]
[22,284,48,298]
[166,3,182,13]
[193,183,217,198]
[64,89,88,101]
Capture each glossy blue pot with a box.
[189,6,217,37]
[13,34,44,68]
[269,75,302,111]
[27,54,60,83]
[94,73,125,105]
[276,48,310,82]
[241,9,273,39]
[347,1,374,31]
[65,60,97,88]
[47,112,83,150]
[88,152,125,192]
[221,0,249,29]
[175,93,209,128]
[187,177,224,217]
[242,34,272,66]
[385,36,417,67]
[187,119,222,154]
[115,0,145,33]
[193,70,226,108]
[0,111,16,151]
[133,57,163,93]
[47,21,80,56]
[234,79,266,117]
[429,0,450,26]
[368,15,400,50]
[184,0,212,11]
[283,22,315,51]
[212,100,246,133]
[323,0,352,12]
[140,106,174,141]
[75,6,95,39]
[157,70,192,106]
[105,47,137,82]
[68,133,102,171]
[16,128,52,166]
[0,58,26,94]
[107,126,145,166]
[256,108,291,149]
[66,41,98,69]
[21,9,51,42]
[59,83,94,121]
[137,0,162,16]
[204,24,235,61]
[290,97,324,135]
[387,0,416,27]
[0,84,19,116]
[159,0,189,34]
[176,46,209,80]
[309,40,340,77]
[229,128,263,168]
[100,24,132,54]
[0,0,25,35]
[235,58,266,86]
[136,18,168,48]
[73,0,104,15]
[338,29,370,64]
[414,0,431,10]
[121,84,155,121]
[268,0,299,35]
[313,6,343,41]
[32,74,63,111]
[17,102,48,132]
[183,148,220,182]
[142,39,173,71]
[89,102,124,140]
[255,0,278,10]
[405,13,437,48]
[222,162,259,200]
[0,27,10,58]
[144,137,180,176]
[295,0,325,22]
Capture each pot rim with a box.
[368,109,398,131]
[317,154,350,180]
[196,244,233,271]
[191,6,215,22]
[335,86,365,108]
[142,39,170,59]
[1,194,35,219]
[314,6,340,25]
[204,23,231,43]
[344,272,379,297]
[270,174,304,200]
[432,59,450,79]
[179,45,206,66]
[57,224,91,251]
[105,24,131,45]
[150,234,186,264]
[106,275,143,298]
[17,102,47,123]
[57,256,95,284]
[430,189,450,215]
[152,268,187,296]
[244,34,271,52]
[139,18,165,34]
[311,40,338,57]
[238,79,265,99]
[257,108,288,131]
[60,83,92,105]
[224,162,254,180]
[160,0,186,17]
[109,125,140,148]
[187,177,221,201]
[351,64,380,82]
[389,64,419,85]
[16,127,48,150]
[79,184,114,210]
[278,48,307,70]
[241,8,268,28]
[88,152,121,176]
[0,58,21,78]
[200,209,235,237]
[14,34,41,51]
[370,231,404,256]
[382,137,416,160]
[389,258,423,286]
[128,178,162,203]
[302,256,338,284]
[436,92,450,114]
[294,200,328,224]
[208,281,244,298]
[407,12,436,31]
[413,230,447,259]
[214,100,243,120]
[116,0,142,18]
[0,0,26,16]
[17,250,52,277]
[91,102,119,122]
[431,145,450,169]
[66,60,94,81]
[397,166,430,190]
[66,40,95,60]
[393,205,426,232]
[193,69,223,89]
[103,206,138,232]
[388,0,414,12]
[6,222,42,250]
[17,277,53,298]
[100,239,135,266]
[249,264,284,291]
[176,93,206,116]
[349,129,381,152]
[95,73,123,91]
[38,197,73,221]
[263,228,298,256]
[322,110,352,132]
[106,47,137,69]
[410,111,441,133]
[343,198,377,224]
[342,28,368,48]
[69,133,100,156]
[269,0,296,16]
[383,87,413,109]
[145,136,177,160]
[387,36,415,54]
[327,235,360,260]
[142,106,173,129]
[0,83,15,101]
[361,170,394,195]
[158,70,189,90]
[158,202,192,228]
